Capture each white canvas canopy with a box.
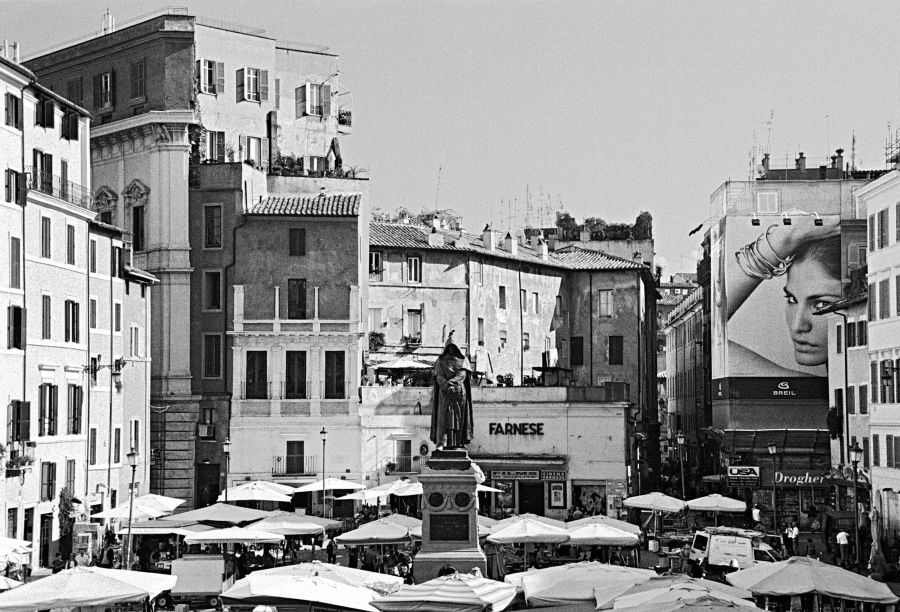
[183,526,285,545]
[295,478,366,493]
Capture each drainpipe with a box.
[589,273,593,386]
[106,238,114,500]
[517,267,524,383]
[84,222,91,500]
[222,205,249,456]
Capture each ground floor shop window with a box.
[572,483,607,516]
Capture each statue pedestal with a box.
[413,449,487,583]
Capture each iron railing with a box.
[25,167,92,209]
[272,454,319,476]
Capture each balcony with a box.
[338,109,352,134]
[384,455,424,475]
[26,166,92,209]
[240,382,272,400]
[272,454,319,477]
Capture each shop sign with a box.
[541,471,567,481]
[727,465,760,487]
[774,471,827,486]
[489,422,545,435]
[492,470,539,480]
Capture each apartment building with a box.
[1,52,153,567]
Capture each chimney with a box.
[482,225,495,251]
[504,232,517,256]
[762,153,770,171]
[796,152,806,171]
[528,234,541,250]
[517,231,526,246]
[830,155,838,169]
[538,238,548,261]
[427,227,444,247]
[835,148,844,173]
[431,215,440,229]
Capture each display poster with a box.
[549,483,566,508]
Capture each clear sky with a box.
[4,0,900,274]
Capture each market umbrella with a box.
[374,356,434,370]
[250,514,326,536]
[339,481,410,502]
[295,477,367,493]
[0,577,20,591]
[389,482,504,497]
[488,515,570,571]
[612,583,757,609]
[132,493,185,513]
[92,498,168,521]
[217,480,294,503]
[0,536,32,565]
[614,594,760,612]
[0,566,176,610]
[115,520,215,537]
[270,511,342,531]
[506,562,653,607]
[372,572,517,612]
[335,515,416,546]
[238,560,404,593]
[492,513,566,532]
[161,502,272,525]
[726,556,898,604]
[685,495,746,513]
[623,493,686,513]
[594,576,751,610]
[566,513,641,535]
[183,526,285,545]
[566,523,640,547]
[222,573,380,611]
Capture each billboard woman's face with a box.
[783,258,842,366]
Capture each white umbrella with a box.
[372,572,517,612]
[250,514,326,536]
[295,477,366,493]
[567,523,640,547]
[623,493,685,513]
[685,494,746,513]
[488,515,570,571]
[240,560,404,592]
[339,480,410,501]
[264,510,342,531]
[217,480,294,503]
[594,576,752,610]
[336,516,416,546]
[92,499,168,521]
[132,493,185,513]
[507,562,654,605]
[0,577,20,591]
[183,526,284,545]
[159,502,272,524]
[374,356,433,370]
[222,573,379,611]
[613,583,758,609]
[389,482,503,497]
[567,513,641,535]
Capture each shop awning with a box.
[721,429,830,454]
[471,454,566,467]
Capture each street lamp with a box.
[321,427,328,518]
[223,439,231,503]
[767,443,778,532]
[849,441,864,568]
[124,448,138,570]
[676,432,686,500]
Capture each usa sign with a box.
[727,465,760,487]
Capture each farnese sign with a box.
[489,422,544,436]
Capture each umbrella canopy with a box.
[218,480,294,503]
[594,576,751,610]
[374,356,433,370]
[116,520,215,537]
[336,516,415,546]
[222,573,379,611]
[623,493,685,513]
[492,513,566,532]
[487,516,570,544]
[390,482,504,497]
[685,495,746,513]
[183,526,285,545]
[478,515,498,528]
[507,562,653,606]
[161,502,272,525]
[266,510,342,531]
[132,493,185,513]
[372,572,517,612]
[726,556,898,604]
[0,566,176,610]
[295,477,367,493]
[92,498,168,521]
[612,584,757,609]
[567,523,640,547]
[566,513,641,535]
[238,560,404,593]
[615,594,758,612]
[250,514,326,536]
[340,480,411,501]
[0,577,20,591]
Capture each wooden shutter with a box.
[38,386,45,436]
[109,70,116,106]
[322,84,331,117]
[295,86,305,118]
[45,98,55,128]
[238,135,247,161]
[260,70,269,101]
[216,61,225,94]
[18,400,29,442]
[274,78,280,109]
[216,131,225,163]
[261,137,270,172]
[236,68,245,102]
[67,112,79,141]
[4,94,10,126]
[6,306,12,349]
[196,59,202,87]
[92,74,102,108]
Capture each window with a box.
[874,434,881,467]
[499,330,508,350]
[286,441,305,473]
[33,150,52,194]
[369,251,383,282]
[556,295,563,316]
[860,385,868,414]
[859,321,868,345]
[864,437,870,469]
[287,279,306,319]
[65,459,76,493]
[834,388,844,414]
[599,289,613,316]
[89,240,97,273]
[132,205,145,251]
[93,71,114,110]
[89,299,97,329]
[883,359,897,404]
[5,169,20,203]
[130,326,140,357]
[307,155,325,174]
[296,82,331,117]
[274,78,280,109]
[131,420,140,454]
[206,130,225,162]
[532,292,540,314]
[571,336,584,366]
[7,509,15,539]
[324,350,345,399]
[846,385,855,414]
[203,334,222,378]
[520,289,527,312]
[880,279,890,319]
[67,385,82,435]
[289,228,306,256]
[407,255,421,283]
[130,59,145,99]
[203,271,221,311]
[836,324,842,353]
[242,136,262,164]
[41,295,51,339]
[285,351,307,399]
[756,192,778,213]
[406,309,422,341]
[869,215,876,251]
[64,299,80,343]
[847,321,856,347]
[66,224,75,265]
[236,67,267,103]
[40,462,56,501]
[9,237,20,289]
[879,208,890,249]
[4,93,21,129]
[523,333,530,351]
[38,383,58,437]
[198,59,224,95]
[477,318,484,345]
[872,362,879,403]
[41,217,51,258]
[869,283,877,321]
[67,78,83,107]
[609,335,624,365]
[60,160,68,200]
[474,260,483,285]
[368,308,383,331]
[204,205,222,248]
[111,246,123,278]
[114,303,121,332]
[61,110,79,140]
[499,286,507,309]
[6,306,24,350]
[35,95,54,128]
[89,428,97,465]
[245,351,268,399]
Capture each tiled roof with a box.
[369,223,466,250]
[658,293,686,306]
[247,193,360,216]
[549,246,647,270]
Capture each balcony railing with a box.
[241,382,272,400]
[272,454,319,477]
[384,455,424,475]
[25,166,92,209]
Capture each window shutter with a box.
[45,99,55,129]
[260,70,269,102]
[92,74,102,109]
[295,86,305,118]
[196,59,202,87]
[4,94,9,126]
[45,153,53,180]
[109,70,116,106]
[274,78,280,109]
[261,137,270,172]
[68,112,79,141]
[19,400,29,442]
[236,68,245,102]
[216,61,225,94]
[216,131,226,163]
[6,306,12,349]
[322,84,331,117]
[238,134,247,161]
[305,82,312,116]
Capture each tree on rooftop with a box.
[555,210,579,240]
[633,211,653,240]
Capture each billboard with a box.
[711,215,842,399]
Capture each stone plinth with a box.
[413,449,487,583]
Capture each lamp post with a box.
[320,427,328,518]
[124,448,138,570]
[767,443,778,532]
[676,431,686,500]
[849,441,863,568]
[223,439,231,503]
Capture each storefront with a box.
[471,459,568,519]
[726,464,830,529]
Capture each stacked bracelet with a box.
[735,225,795,279]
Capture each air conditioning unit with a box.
[197,423,215,439]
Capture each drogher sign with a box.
[775,471,826,486]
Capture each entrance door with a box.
[518,481,545,516]
[39,514,52,567]
[196,463,221,508]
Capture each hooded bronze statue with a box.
[430,333,474,450]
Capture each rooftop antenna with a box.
[525,184,532,228]
[764,109,774,154]
[851,130,857,171]
[101,8,116,34]
[825,114,830,155]
[434,165,442,210]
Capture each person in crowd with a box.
[751,503,762,524]
[362,546,378,572]
[326,536,337,564]
[75,549,90,567]
[836,529,850,566]
[787,521,800,556]
[804,537,816,557]
[572,506,584,520]
[51,552,66,573]
[348,545,359,569]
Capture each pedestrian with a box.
[782,523,793,556]
[836,529,850,566]
[362,546,378,572]
[75,549,90,567]
[788,521,800,556]
[51,552,65,573]
[804,537,816,557]
[326,536,337,564]
[348,545,359,569]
